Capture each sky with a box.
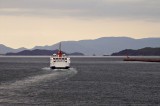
[0,0,160,48]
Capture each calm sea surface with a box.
[0,56,160,106]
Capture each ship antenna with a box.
[58,42,62,57]
[59,42,61,51]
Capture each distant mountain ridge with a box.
[31,37,160,55]
[111,47,160,56]
[0,44,26,54]
[1,37,160,55]
[6,49,84,56]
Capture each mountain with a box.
[69,52,84,56]
[1,37,160,55]
[111,47,160,56]
[32,37,160,55]
[6,49,84,56]
[0,44,26,54]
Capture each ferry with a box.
[50,43,70,69]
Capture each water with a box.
[0,56,160,106]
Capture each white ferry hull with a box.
[50,57,70,69]
[50,66,70,69]
[50,42,71,69]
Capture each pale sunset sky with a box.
[0,0,160,48]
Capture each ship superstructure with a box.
[50,43,70,69]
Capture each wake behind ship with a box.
[50,43,70,69]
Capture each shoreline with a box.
[124,58,160,62]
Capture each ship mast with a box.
[58,42,62,57]
[59,42,61,51]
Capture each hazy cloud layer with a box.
[0,0,160,20]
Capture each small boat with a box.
[50,43,70,69]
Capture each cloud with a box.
[0,0,160,21]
